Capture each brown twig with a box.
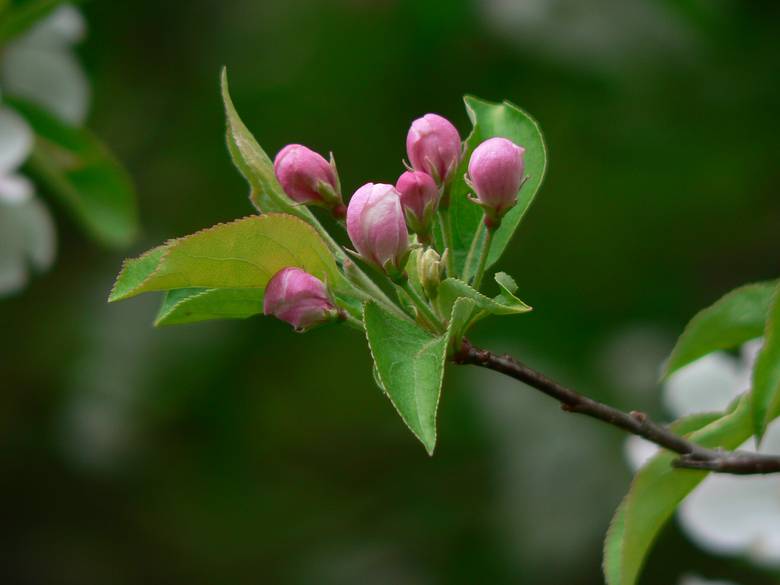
[454,339,780,475]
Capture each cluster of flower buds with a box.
[266,113,527,331]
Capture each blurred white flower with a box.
[0,106,55,294]
[1,4,90,124]
[625,339,780,566]
[0,193,56,293]
[0,104,32,177]
[0,4,89,295]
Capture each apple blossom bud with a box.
[417,247,446,299]
[395,170,439,240]
[406,113,461,185]
[273,144,345,217]
[467,137,525,227]
[346,182,409,278]
[263,267,338,331]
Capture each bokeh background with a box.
[2,0,780,583]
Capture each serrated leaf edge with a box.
[362,301,441,455]
[363,298,473,456]
[109,213,336,303]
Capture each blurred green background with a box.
[2,0,780,583]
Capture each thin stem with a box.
[341,312,364,330]
[398,279,445,333]
[344,259,413,323]
[438,209,456,277]
[462,222,485,284]
[471,225,494,291]
[454,339,780,475]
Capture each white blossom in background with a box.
[625,340,780,567]
[0,104,55,293]
[0,4,89,296]
[1,4,89,124]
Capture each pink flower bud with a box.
[346,182,409,276]
[406,113,461,184]
[395,170,439,238]
[273,144,345,216]
[263,267,337,331]
[467,137,525,224]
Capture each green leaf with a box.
[155,287,265,326]
[751,284,780,439]
[0,0,71,43]
[363,297,474,454]
[664,280,778,378]
[446,296,478,355]
[441,95,547,277]
[221,68,292,214]
[436,274,531,322]
[493,271,531,309]
[220,68,345,262]
[109,214,342,303]
[7,97,138,248]
[603,501,627,585]
[603,402,752,585]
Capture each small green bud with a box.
[418,248,445,299]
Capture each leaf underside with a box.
[155,287,265,326]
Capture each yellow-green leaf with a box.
[109,214,340,303]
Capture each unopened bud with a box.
[395,170,439,240]
[263,267,338,331]
[417,248,446,299]
[406,113,462,185]
[346,182,410,278]
[273,144,345,218]
[466,137,525,228]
